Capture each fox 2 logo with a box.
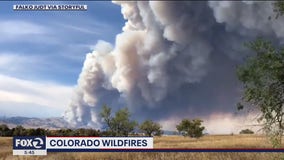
[13,136,46,149]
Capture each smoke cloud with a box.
[64,1,284,131]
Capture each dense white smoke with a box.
[209,1,284,39]
[64,1,284,128]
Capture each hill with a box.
[0,116,71,129]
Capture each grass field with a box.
[1,135,284,160]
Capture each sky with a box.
[0,1,283,134]
[0,1,124,117]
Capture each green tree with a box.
[25,128,36,136]
[12,125,26,136]
[239,129,254,134]
[273,1,284,19]
[35,128,46,136]
[74,128,101,136]
[0,124,11,136]
[112,108,137,136]
[176,119,205,138]
[237,38,284,147]
[139,120,163,137]
[100,105,113,131]
[100,105,137,136]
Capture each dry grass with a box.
[1,135,284,160]
[155,135,275,148]
[0,137,12,160]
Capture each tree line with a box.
[0,124,102,137]
[99,105,205,138]
[0,105,207,138]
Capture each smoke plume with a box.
[64,1,284,130]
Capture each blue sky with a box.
[0,1,124,117]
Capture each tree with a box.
[25,128,46,136]
[25,128,37,136]
[0,124,11,136]
[12,125,26,136]
[176,119,205,138]
[35,128,46,136]
[139,120,163,137]
[100,105,112,130]
[112,108,137,136]
[237,38,284,147]
[100,105,137,136]
[240,129,254,134]
[273,1,284,19]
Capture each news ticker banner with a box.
[13,136,153,155]
[12,136,284,155]
[13,4,87,11]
